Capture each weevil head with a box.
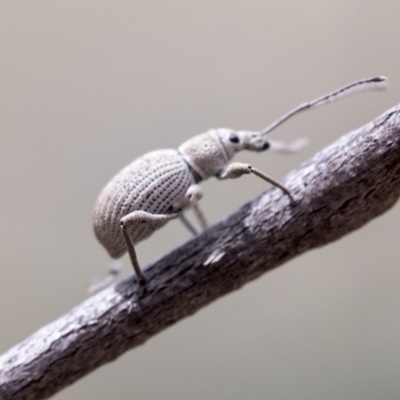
[178,128,270,180]
[217,129,270,154]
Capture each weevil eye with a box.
[229,133,240,143]
[262,141,270,150]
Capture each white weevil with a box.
[91,77,386,292]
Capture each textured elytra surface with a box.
[93,149,195,258]
[1,105,400,400]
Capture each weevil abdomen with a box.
[93,149,195,258]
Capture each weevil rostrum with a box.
[91,77,386,292]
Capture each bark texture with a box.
[1,105,400,400]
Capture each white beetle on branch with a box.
[91,77,386,292]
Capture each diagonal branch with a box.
[1,105,400,400]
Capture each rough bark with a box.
[1,105,400,400]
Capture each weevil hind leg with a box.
[120,210,180,285]
[88,258,123,294]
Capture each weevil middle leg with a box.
[184,184,208,232]
[179,213,199,236]
[179,184,209,236]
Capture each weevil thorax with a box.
[178,128,270,179]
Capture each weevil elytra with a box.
[91,76,386,292]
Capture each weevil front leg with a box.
[120,210,180,285]
[217,162,293,201]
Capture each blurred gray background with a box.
[1,1,400,399]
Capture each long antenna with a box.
[261,76,387,136]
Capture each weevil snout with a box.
[237,130,270,152]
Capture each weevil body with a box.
[93,128,283,288]
[91,76,387,291]
[94,148,196,260]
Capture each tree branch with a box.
[1,105,400,400]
